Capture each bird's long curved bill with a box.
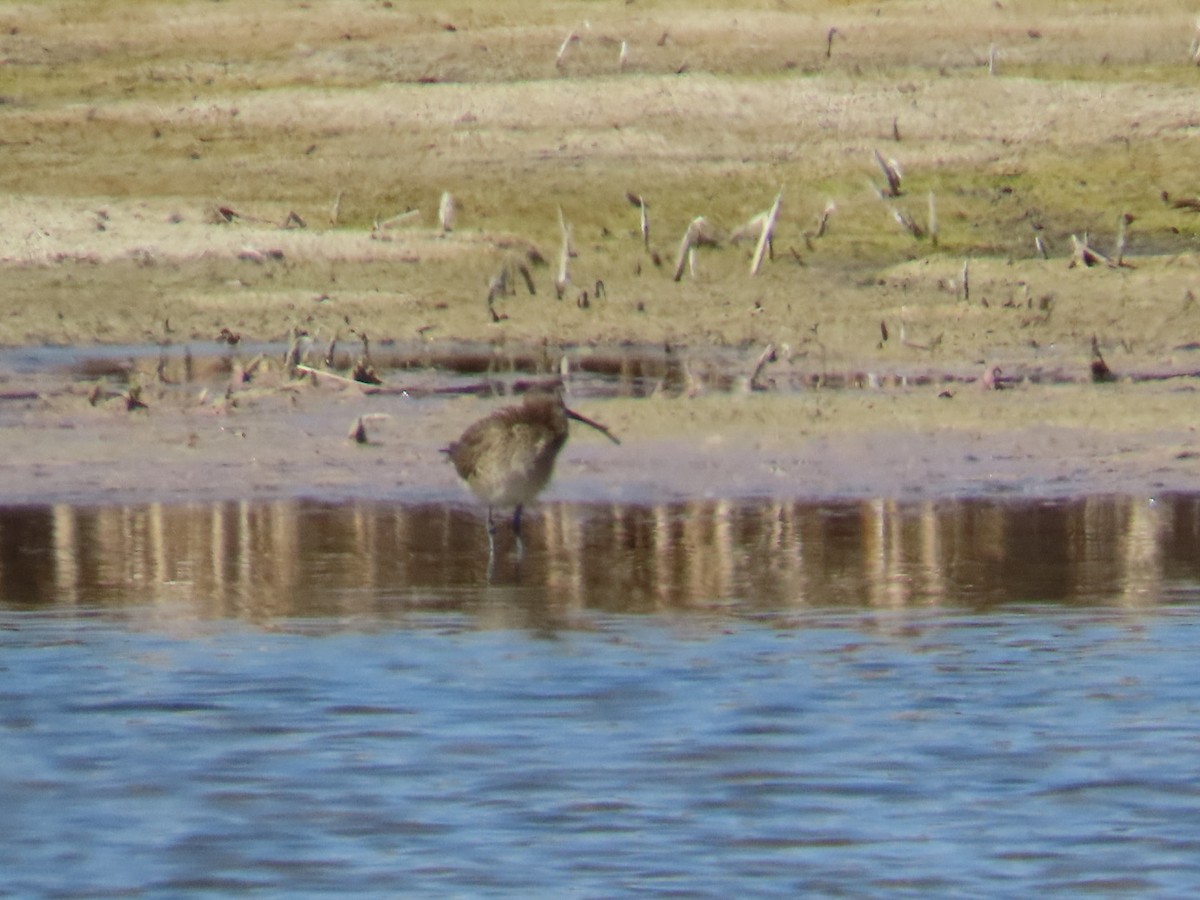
[565,407,621,445]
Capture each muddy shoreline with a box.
[4,353,1198,509]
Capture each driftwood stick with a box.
[873,149,903,197]
[374,209,421,231]
[438,191,455,232]
[750,191,783,276]
[927,190,938,248]
[556,30,581,67]
[673,216,713,282]
[748,342,778,389]
[296,364,383,389]
[556,206,572,297]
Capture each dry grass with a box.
[3,0,1200,380]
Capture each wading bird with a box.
[443,390,620,560]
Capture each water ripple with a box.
[4,498,1200,895]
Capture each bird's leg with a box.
[511,504,525,558]
[486,507,497,559]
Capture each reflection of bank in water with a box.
[7,338,1165,411]
[0,495,1190,627]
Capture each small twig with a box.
[980,365,1004,390]
[750,190,784,276]
[516,260,536,295]
[284,327,309,376]
[555,206,572,298]
[374,209,421,231]
[891,207,925,239]
[813,200,836,239]
[1069,234,1111,269]
[730,211,767,246]
[296,364,383,389]
[1091,335,1116,383]
[124,386,149,411]
[352,360,383,385]
[556,30,581,67]
[236,354,264,384]
[348,413,392,444]
[486,265,510,307]
[438,191,455,232]
[927,190,938,248]
[748,342,778,390]
[873,149,903,197]
[627,191,650,249]
[672,216,717,282]
[1113,212,1134,267]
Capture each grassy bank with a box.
[2,0,1200,377]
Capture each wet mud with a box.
[2,341,1199,508]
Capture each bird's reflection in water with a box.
[0,495,1194,627]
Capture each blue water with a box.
[3,497,1200,897]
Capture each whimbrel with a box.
[443,390,620,558]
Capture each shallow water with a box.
[4,495,1200,896]
[0,336,1092,400]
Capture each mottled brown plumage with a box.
[443,391,619,555]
